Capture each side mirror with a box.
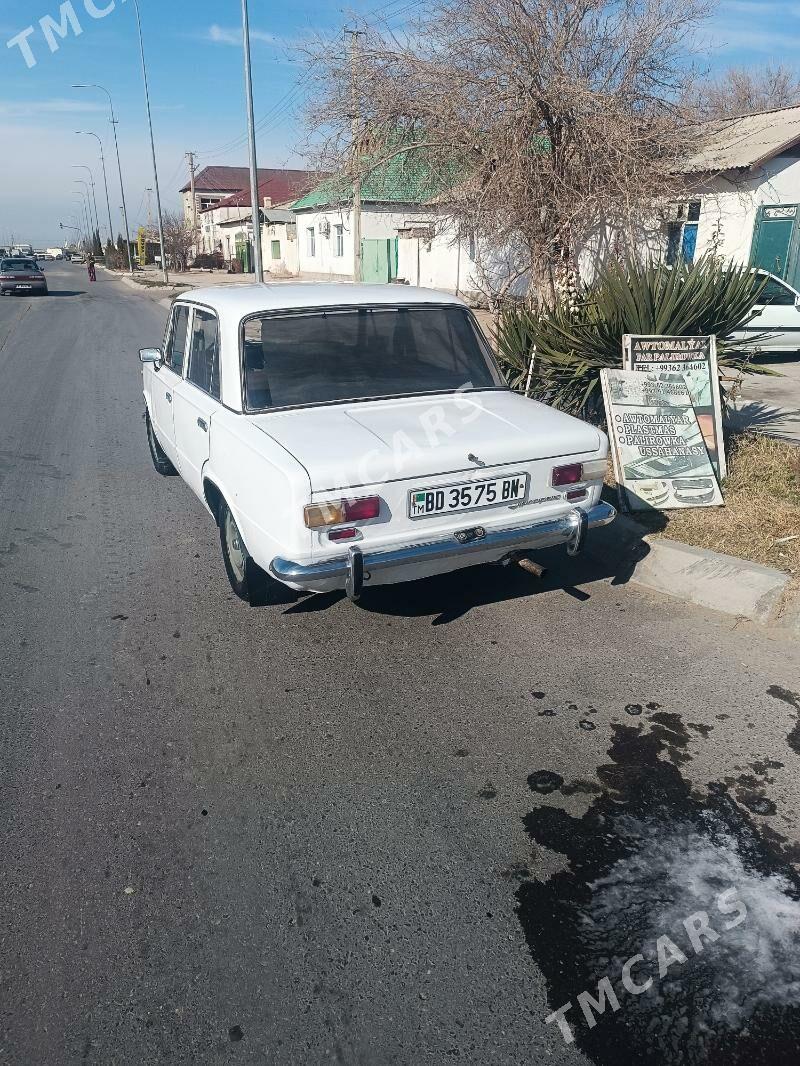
[139,347,162,365]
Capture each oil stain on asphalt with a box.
[767,685,800,754]
[516,714,800,1064]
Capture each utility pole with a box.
[186,151,199,261]
[241,0,263,282]
[345,29,364,284]
[131,0,168,283]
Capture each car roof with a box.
[176,283,467,317]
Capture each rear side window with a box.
[165,304,190,374]
[187,309,221,399]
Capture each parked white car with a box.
[732,270,800,355]
[140,285,615,605]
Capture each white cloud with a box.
[206,24,278,46]
[0,98,106,118]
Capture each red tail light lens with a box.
[329,527,359,542]
[342,496,380,521]
[552,463,583,486]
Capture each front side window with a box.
[306,227,316,257]
[165,304,190,374]
[755,275,796,306]
[187,308,221,399]
[334,224,344,258]
[241,305,502,410]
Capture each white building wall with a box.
[294,204,438,279]
[693,154,800,265]
[262,222,299,276]
[396,227,480,294]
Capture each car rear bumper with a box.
[1,280,47,293]
[270,501,616,598]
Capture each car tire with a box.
[218,499,282,607]
[145,409,178,476]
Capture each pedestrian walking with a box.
[87,254,97,283]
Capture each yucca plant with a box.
[496,256,771,419]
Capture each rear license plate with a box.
[409,473,528,519]
[17,285,32,290]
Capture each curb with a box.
[97,268,179,311]
[588,514,797,630]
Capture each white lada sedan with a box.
[140,285,615,605]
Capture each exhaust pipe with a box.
[517,556,546,578]
[499,550,546,578]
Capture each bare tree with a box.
[690,63,800,119]
[302,0,712,306]
[161,211,195,272]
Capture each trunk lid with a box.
[251,390,601,492]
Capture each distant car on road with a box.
[0,257,48,296]
[731,270,800,356]
[71,252,86,264]
[140,285,615,605]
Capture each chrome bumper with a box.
[271,502,616,600]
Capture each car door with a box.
[172,306,222,502]
[750,274,800,351]
[151,303,190,466]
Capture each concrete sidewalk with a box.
[728,357,800,443]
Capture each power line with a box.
[196,0,423,162]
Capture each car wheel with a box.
[145,409,177,476]
[218,499,282,607]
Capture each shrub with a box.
[496,256,769,420]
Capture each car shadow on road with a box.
[45,290,85,297]
[282,533,653,625]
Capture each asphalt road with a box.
[1,263,800,1066]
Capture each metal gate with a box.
[361,238,398,283]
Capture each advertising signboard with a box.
[600,368,723,511]
[622,335,726,480]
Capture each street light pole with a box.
[72,166,100,246]
[77,131,115,254]
[131,0,168,283]
[242,0,263,282]
[72,193,90,249]
[74,186,92,247]
[73,83,134,274]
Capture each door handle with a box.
[197,417,208,432]
[165,392,172,403]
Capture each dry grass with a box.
[614,433,800,579]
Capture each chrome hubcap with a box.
[225,511,246,583]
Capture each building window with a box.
[306,227,316,258]
[334,224,344,258]
[666,201,701,265]
[271,240,281,260]
[468,232,476,261]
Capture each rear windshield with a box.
[2,259,39,272]
[241,305,501,410]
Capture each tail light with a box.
[551,458,607,487]
[551,463,583,486]
[304,495,381,529]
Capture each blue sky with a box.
[0,0,799,245]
